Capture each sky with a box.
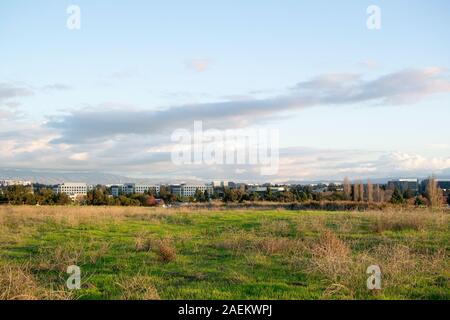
[1,0,450,182]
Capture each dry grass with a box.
[368,210,447,233]
[307,230,351,281]
[0,264,40,300]
[116,275,160,300]
[214,230,259,253]
[256,237,305,255]
[259,219,291,236]
[302,227,449,299]
[0,206,448,300]
[134,233,176,263]
[215,228,306,256]
[157,240,177,263]
[0,205,185,228]
[134,232,154,252]
[0,263,73,300]
[35,239,110,271]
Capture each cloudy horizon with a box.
[1,1,450,182]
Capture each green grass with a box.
[0,206,449,300]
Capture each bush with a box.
[390,189,405,205]
[157,241,176,263]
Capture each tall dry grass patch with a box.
[34,238,110,272]
[134,233,176,263]
[0,264,40,300]
[367,209,448,233]
[215,229,306,256]
[0,263,73,300]
[116,275,160,300]
[0,205,184,228]
[307,230,351,281]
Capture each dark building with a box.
[420,179,450,193]
[387,179,419,195]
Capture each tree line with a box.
[1,178,448,207]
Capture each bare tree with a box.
[343,177,351,200]
[380,188,385,203]
[374,184,380,202]
[358,181,364,202]
[367,180,373,203]
[353,181,359,202]
[426,176,443,208]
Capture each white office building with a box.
[247,186,286,193]
[212,181,228,188]
[135,184,160,195]
[0,180,32,187]
[170,184,213,197]
[55,183,91,196]
[111,183,160,197]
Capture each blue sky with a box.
[1,0,450,182]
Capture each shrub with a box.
[307,230,351,280]
[157,241,176,263]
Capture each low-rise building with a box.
[55,183,91,197]
[247,186,286,193]
[170,184,213,197]
[0,180,32,187]
[387,179,419,194]
[212,181,228,188]
[110,183,161,197]
[420,179,450,192]
[110,184,124,197]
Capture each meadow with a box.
[0,206,448,300]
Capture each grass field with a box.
[0,206,449,300]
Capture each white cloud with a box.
[0,83,33,104]
[47,68,450,145]
[69,152,89,161]
[2,68,450,181]
[429,143,449,150]
[380,152,450,172]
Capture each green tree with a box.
[414,196,425,206]
[223,188,238,203]
[204,190,210,202]
[194,189,206,202]
[390,188,405,205]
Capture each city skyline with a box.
[1,0,450,182]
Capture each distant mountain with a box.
[283,175,450,185]
[2,168,450,186]
[0,168,158,185]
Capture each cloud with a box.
[3,119,450,181]
[109,69,141,80]
[294,67,450,105]
[378,152,450,172]
[42,83,72,91]
[428,143,449,150]
[185,59,210,72]
[4,134,449,181]
[360,60,378,69]
[47,68,450,144]
[69,152,89,161]
[3,67,450,181]
[0,83,33,104]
